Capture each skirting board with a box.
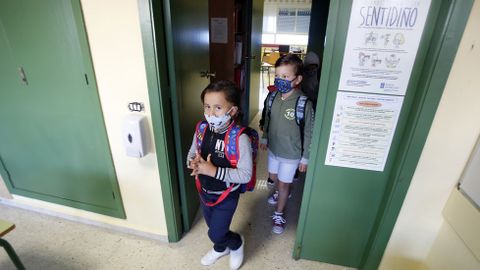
[0,197,168,243]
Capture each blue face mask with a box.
[274,77,296,93]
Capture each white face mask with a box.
[204,107,234,130]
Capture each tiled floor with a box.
[0,114,354,270]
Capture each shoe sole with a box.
[201,250,230,266]
[272,227,284,234]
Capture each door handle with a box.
[18,67,28,85]
[200,71,216,79]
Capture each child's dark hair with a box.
[275,54,303,76]
[201,80,243,119]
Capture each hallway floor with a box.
[0,113,354,270]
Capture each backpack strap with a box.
[266,91,278,119]
[295,95,308,127]
[195,177,234,207]
[295,96,309,154]
[224,123,246,168]
[266,91,278,133]
[195,120,208,154]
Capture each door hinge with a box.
[84,74,89,85]
[112,192,116,199]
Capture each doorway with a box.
[140,0,326,244]
[139,0,266,237]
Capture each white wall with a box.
[0,0,168,239]
[380,1,480,269]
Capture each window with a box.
[277,8,311,34]
[262,3,312,45]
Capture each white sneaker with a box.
[200,248,230,266]
[229,235,244,270]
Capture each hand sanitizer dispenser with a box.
[122,114,148,157]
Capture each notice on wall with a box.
[338,0,431,95]
[210,18,228,44]
[325,92,404,171]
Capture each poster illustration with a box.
[338,0,431,95]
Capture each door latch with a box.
[200,71,216,79]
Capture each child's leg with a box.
[269,173,279,186]
[276,181,290,214]
[276,161,298,213]
[207,193,242,252]
[200,196,213,228]
[267,150,280,188]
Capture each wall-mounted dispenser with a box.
[122,114,149,158]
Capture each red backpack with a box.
[194,120,258,206]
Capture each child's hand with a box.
[195,154,217,177]
[188,152,201,175]
[260,143,268,151]
[298,163,308,172]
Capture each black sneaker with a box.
[267,178,274,187]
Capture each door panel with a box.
[245,0,263,123]
[0,0,124,218]
[167,0,210,230]
[209,0,235,82]
[296,0,447,267]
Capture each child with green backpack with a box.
[260,54,315,234]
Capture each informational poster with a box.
[210,18,228,44]
[338,0,431,95]
[325,92,404,171]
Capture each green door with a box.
[0,0,125,218]
[245,0,264,124]
[295,0,472,268]
[165,0,210,230]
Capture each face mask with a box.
[204,107,234,130]
[274,77,296,93]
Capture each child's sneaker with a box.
[267,178,275,187]
[201,248,230,266]
[272,212,286,234]
[229,235,244,270]
[267,190,292,205]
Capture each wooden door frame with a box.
[294,0,474,269]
